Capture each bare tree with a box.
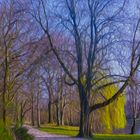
[30,0,140,137]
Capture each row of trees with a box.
[0,0,140,138]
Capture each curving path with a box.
[24,125,87,140]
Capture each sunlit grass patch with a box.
[39,124,79,137]
[93,134,140,140]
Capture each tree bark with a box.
[20,103,23,126]
[60,109,64,125]
[56,104,60,126]
[31,97,34,126]
[78,102,91,137]
[48,101,52,123]
[78,85,92,138]
[37,92,40,127]
[130,118,136,134]
[2,45,8,125]
[2,92,6,125]
[46,80,53,124]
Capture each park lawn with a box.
[93,134,140,140]
[39,124,79,137]
[40,125,140,140]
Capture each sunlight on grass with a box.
[39,124,140,139]
[93,134,140,140]
[39,124,79,137]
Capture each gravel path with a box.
[24,125,87,140]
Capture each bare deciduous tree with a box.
[31,0,140,137]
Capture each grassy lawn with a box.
[39,125,140,139]
[39,124,79,137]
[93,134,140,140]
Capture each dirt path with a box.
[24,125,87,140]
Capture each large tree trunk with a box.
[78,102,91,137]
[78,93,91,137]
[78,86,91,138]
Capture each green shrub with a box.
[14,127,33,140]
[0,120,15,140]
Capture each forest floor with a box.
[24,125,87,140]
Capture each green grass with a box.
[93,134,140,140]
[40,124,140,140]
[39,124,79,137]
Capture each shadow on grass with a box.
[39,125,80,137]
[35,137,84,140]
[41,127,78,132]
